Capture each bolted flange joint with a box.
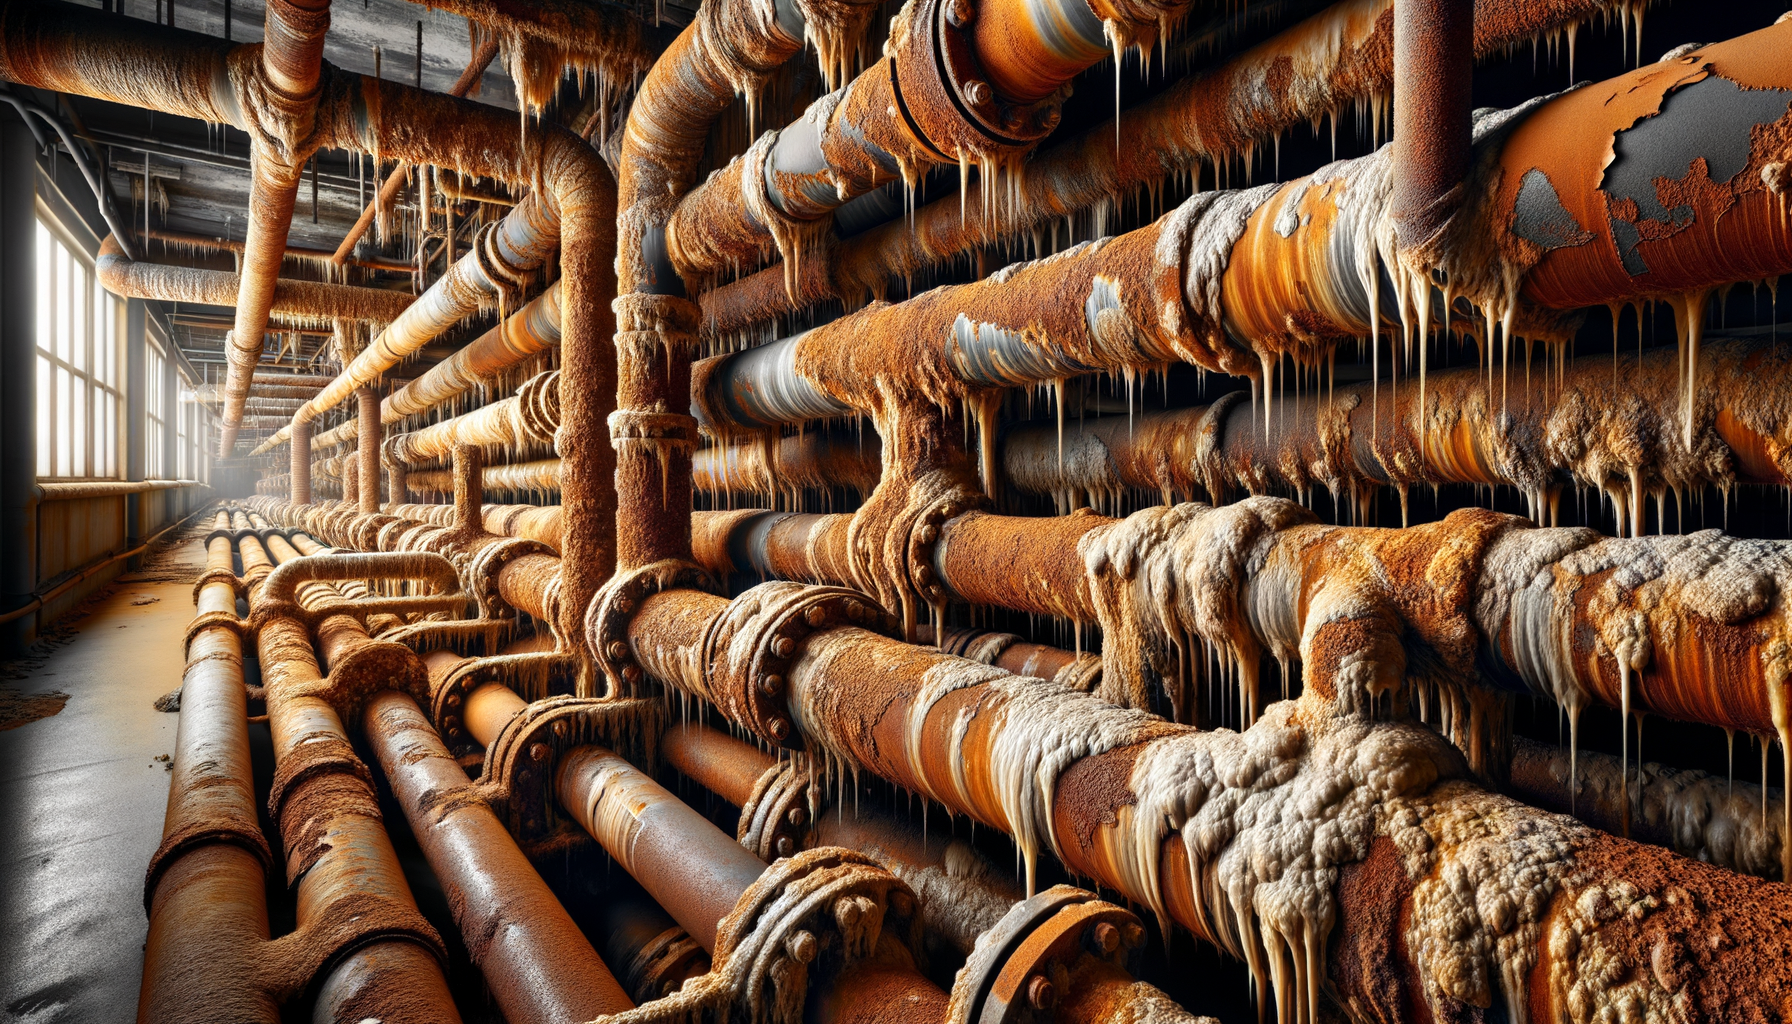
[480,694,663,859]
[587,559,721,697]
[700,582,901,749]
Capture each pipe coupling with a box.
[700,582,901,748]
[889,0,1065,160]
[587,560,722,697]
[481,694,663,856]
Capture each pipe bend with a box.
[259,551,460,608]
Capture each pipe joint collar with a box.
[481,695,663,855]
[889,0,1064,159]
[588,560,722,697]
[699,582,900,749]
[949,885,1151,1024]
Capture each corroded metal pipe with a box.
[363,691,636,1022]
[406,459,563,497]
[1390,0,1474,255]
[666,0,1186,278]
[686,496,1792,803]
[290,417,313,505]
[697,0,1648,332]
[357,387,381,516]
[697,24,1792,444]
[95,236,414,325]
[691,429,881,498]
[557,746,773,953]
[625,586,1792,1024]
[217,0,333,454]
[313,283,564,452]
[140,518,278,1024]
[389,371,560,466]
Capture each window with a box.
[35,216,122,480]
[145,340,166,480]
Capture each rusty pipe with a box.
[667,0,1185,278]
[239,529,462,1022]
[661,722,1027,954]
[626,588,1792,1024]
[406,459,564,497]
[557,745,772,953]
[329,36,500,265]
[96,236,415,324]
[696,0,1652,333]
[1390,0,1474,254]
[259,192,562,456]
[216,0,334,454]
[696,22,1792,447]
[356,388,381,516]
[691,429,881,498]
[364,690,636,1022]
[312,282,565,452]
[290,417,313,505]
[139,525,278,1024]
[388,370,560,466]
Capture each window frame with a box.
[34,207,123,482]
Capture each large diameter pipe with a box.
[364,691,636,1023]
[696,22,1792,439]
[693,0,1686,332]
[628,594,1792,1024]
[556,746,771,953]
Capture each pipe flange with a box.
[624,926,711,1003]
[649,848,925,1024]
[431,650,580,760]
[951,886,1148,1024]
[889,0,1063,160]
[468,537,557,618]
[609,409,701,462]
[906,494,984,605]
[482,694,662,851]
[739,758,822,861]
[701,582,900,749]
[588,559,720,696]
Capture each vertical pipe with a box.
[219,0,331,454]
[290,416,312,504]
[343,457,359,509]
[1389,0,1474,253]
[0,111,36,652]
[357,386,380,515]
[453,443,482,534]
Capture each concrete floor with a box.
[0,537,203,1024]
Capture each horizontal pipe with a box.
[406,459,563,496]
[697,22,1792,441]
[310,274,565,452]
[96,236,415,324]
[556,745,770,954]
[389,371,560,465]
[141,228,415,274]
[697,0,1657,332]
[625,592,1792,1023]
